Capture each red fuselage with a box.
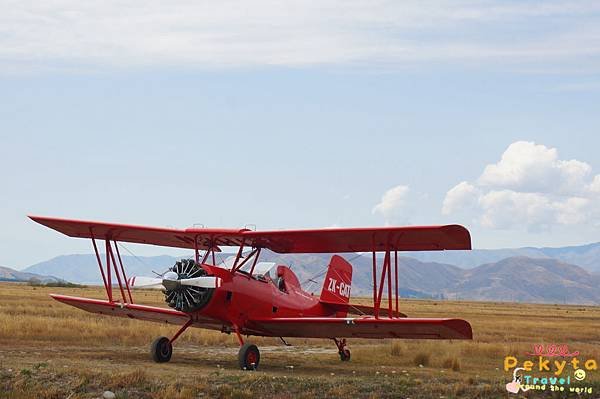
[194,265,338,336]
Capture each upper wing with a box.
[29,215,243,250]
[30,215,471,253]
[246,317,472,339]
[243,225,471,252]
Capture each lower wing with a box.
[50,294,191,325]
[247,317,472,339]
[320,300,408,318]
[51,294,472,340]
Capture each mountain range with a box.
[18,241,600,305]
[0,265,63,284]
[403,242,600,271]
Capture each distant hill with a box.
[313,254,600,304]
[403,242,600,271]
[22,252,600,304]
[450,257,600,304]
[22,252,452,298]
[24,254,184,284]
[0,265,63,284]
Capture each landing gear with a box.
[149,319,192,363]
[333,338,351,362]
[238,343,260,370]
[151,336,172,363]
[339,348,351,361]
[233,325,260,370]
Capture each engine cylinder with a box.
[164,259,214,313]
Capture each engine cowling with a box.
[164,259,214,313]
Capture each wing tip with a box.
[446,318,473,339]
[28,214,64,226]
[441,224,472,251]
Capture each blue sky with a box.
[2,1,600,268]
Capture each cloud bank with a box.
[443,141,600,231]
[372,185,410,225]
[2,1,600,72]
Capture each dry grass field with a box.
[1,282,600,398]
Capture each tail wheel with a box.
[238,343,260,370]
[333,338,350,362]
[151,336,172,363]
[339,348,351,361]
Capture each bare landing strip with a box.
[1,283,600,398]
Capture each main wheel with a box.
[151,336,172,363]
[339,348,351,361]
[238,343,260,370]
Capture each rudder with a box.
[320,255,353,304]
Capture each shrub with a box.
[413,352,430,367]
[28,278,86,288]
[443,356,461,371]
[390,342,402,357]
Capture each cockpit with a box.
[217,256,277,283]
[217,255,285,291]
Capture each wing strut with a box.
[89,230,134,304]
[90,229,109,296]
[371,245,400,318]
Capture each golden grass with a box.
[1,282,600,398]
[389,342,402,357]
[0,284,259,346]
[442,356,461,371]
[6,283,600,349]
[413,352,430,367]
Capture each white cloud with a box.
[443,141,600,231]
[588,175,600,193]
[479,190,556,230]
[372,185,410,224]
[555,197,590,225]
[478,141,591,195]
[2,1,600,72]
[442,181,479,216]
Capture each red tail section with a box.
[320,255,353,304]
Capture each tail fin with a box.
[320,255,353,304]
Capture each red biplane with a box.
[30,215,473,370]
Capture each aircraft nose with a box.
[163,271,178,281]
[162,271,180,290]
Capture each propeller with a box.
[127,259,219,312]
[127,273,221,290]
[127,275,163,289]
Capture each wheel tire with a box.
[339,348,351,362]
[151,336,172,363]
[238,343,260,370]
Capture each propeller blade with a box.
[179,276,222,288]
[127,276,164,289]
